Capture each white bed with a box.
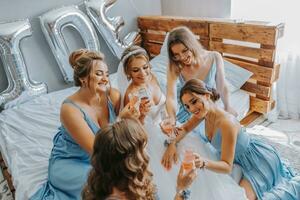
[0,70,249,199]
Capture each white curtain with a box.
[231,0,300,120]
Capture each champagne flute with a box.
[181,148,196,174]
[138,87,152,123]
[160,114,176,140]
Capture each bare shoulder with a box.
[219,113,240,136]
[60,100,83,122]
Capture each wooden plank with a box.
[241,82,271,98]
[138,17,209,37]
[250,96,273,113]
[210,23,277,46]
[140,32,210,49]
[143,42,162,56]
[240,111,262,126]
[210,41,275,62]
[225,57,274,83]
[143,39,210,57]
[140,32,166,44]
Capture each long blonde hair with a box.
[121,45,150,80]
[167,26,205,75]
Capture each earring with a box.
[82,81,86,88]
[127,75,131,81]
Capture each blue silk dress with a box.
[204,126,300,200]
[176,59,217,123]
[30,98,116,200]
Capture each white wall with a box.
[0,0,161,92]
[161,0,231,18]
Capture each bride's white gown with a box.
[143,94,247,200]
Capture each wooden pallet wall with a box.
[138,16,284,115]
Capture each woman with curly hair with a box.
[30,49,136,200]
[83,118,197,200]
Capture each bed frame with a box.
[138,15,284,125]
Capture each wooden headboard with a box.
[138,16,284,124]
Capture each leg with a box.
[239,178,257,200]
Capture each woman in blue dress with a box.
[162,26,237,170]
[30,49,132,199]
[165,26,237,125]
[178,78,300,200]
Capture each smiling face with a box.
[181,92,210,119]
[128,56,151,85]
[170,42,194,66]
[83,60,109,93]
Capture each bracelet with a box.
[164,138,177,147]
[176,188,191,200]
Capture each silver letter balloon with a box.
[0,19,47,109]
[85,0,139,59]
[40,5,100,82]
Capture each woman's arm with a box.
[60,104,95,155]
[198,119,238,173]
[175,115,204,143]
[214,52,237,116]
[109,88,121,115]
[123,90,130,108]
[166,67,179,122]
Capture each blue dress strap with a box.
[62,99,87,117]
[107,96,117,122]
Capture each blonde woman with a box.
[165,26,237,126]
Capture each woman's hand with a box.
[161,142,178,170]
[119,101,140,120]
[193,153,208,169]
[139,98,151,123]
[176,164,197,191]
[160,117,176,136]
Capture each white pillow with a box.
[223,60,253,92]
[150,34,169,95]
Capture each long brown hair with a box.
[69,49,105,87]
[180,79,220,104]
[167,26,205,75]
[83,118,156,200]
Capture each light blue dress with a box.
[176,59,217,123]
[30,98,116,200]
[204,126,300,200]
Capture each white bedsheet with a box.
[0,72,249,200]
[0,87,78,200]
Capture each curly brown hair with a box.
[83,118,156,200]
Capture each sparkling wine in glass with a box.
[182,149,195,174]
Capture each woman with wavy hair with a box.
[30,49,135,200]
[83,118,198,200]
[178,79,300,200]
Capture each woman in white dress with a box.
[119,45,247,199]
